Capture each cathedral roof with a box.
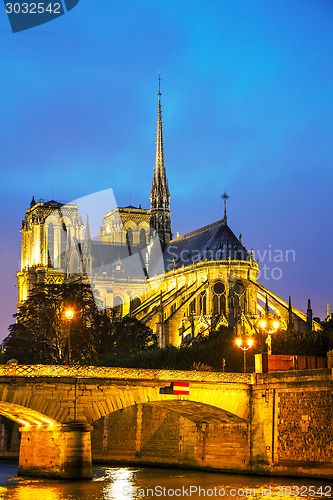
[86,241,147,280]
[164,219,250,270]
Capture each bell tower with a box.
[149,78,172,249]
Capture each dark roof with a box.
[86,241,149,280]
[164,219,250,271]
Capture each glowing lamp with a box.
[65,309,74,320]
[260,320,267,329]
[273,321,280,330]
[236,338,242,347]
[247,338,254,347]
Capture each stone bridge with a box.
[0,365,332,480]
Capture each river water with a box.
[0,463,331,500]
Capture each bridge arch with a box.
[76,382,250,424]
[0,402,58,429]
[91,400,249,472]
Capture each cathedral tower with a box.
[149,86,172,249]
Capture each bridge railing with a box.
[0,364,253,383]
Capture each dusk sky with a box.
[1,0,333,341]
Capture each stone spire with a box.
[265,295,270,316]
[288,296,294,330]
[83,215,93,274]
[150,80,172,249]
[307,299,313,333]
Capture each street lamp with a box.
[64,308,75,366]
[259,318,280,355]
[235,337,254,373]
[258,296,280,355]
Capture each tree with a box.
[272,328,332,357]
[3,281,112,365]
[104,316,157,359]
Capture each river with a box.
[0,463,332,500]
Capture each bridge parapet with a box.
[255,368,332,385]
[0,364,253,384]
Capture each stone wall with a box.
[252,369,333,479]
[278,390,333,464]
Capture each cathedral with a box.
[16,90,321,347]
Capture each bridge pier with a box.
[18,421,93,480]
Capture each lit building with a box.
[16,90,321,346]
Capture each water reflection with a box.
[0,464,331,500]
[102,468,138,500]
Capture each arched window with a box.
[47,223,54,267]
[60,224,67,268]
[212,281,226,316]
[200,292,207,315]
[126,228,133,251]
[219,295,226,315]
[213,294,219,315]
[189,298,196,314]
[113,295,123,317]
[140,228,146,248]
[234,280,245,311]
[70,254,80,275]
[234,280,245,296]
[131,296,141,313]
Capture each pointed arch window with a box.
[47,223,54,266]
[60,224,67,268]
[126,228,133,251]
[113,295,123,318]
[200,292,207,315]
[234,280,245,311]
[131,296,141,313]
[212,281,226,316]
[140,228,146,248]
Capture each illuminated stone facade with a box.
[17,93,320,345]
[100,206,150,248]
[17,200,84,303]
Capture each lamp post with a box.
[259,318,280,355]
[64,308,75,366]
[235,337,254,373]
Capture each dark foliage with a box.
[103,326,248,372]
[272,327,333,357]
[3,282,156,365]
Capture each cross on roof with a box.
[221,192,229,224]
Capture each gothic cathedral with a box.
[17,91,321,346]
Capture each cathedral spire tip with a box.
[150,79,172,249]
[221,192,229,224]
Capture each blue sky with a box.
[1,0,333,340]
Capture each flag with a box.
[172,382,189,395]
